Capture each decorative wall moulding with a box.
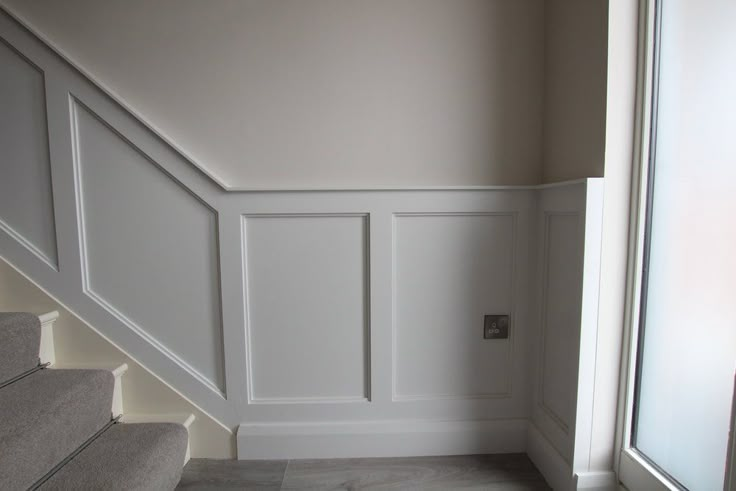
[0,7,608,486]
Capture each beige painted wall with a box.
[543,0,608,183]
[1,0,547,188]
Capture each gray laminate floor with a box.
[176,454,551,490]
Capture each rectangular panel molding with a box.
[0,37,58,269]
[539,212,581,433]
[0,8,607,478]
[528,180,605,489]
[242,213,370,405]
[71,99,227,397]
[393,212,516,401]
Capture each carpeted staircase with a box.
[0,312,189,490]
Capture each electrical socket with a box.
[484,315,509,339]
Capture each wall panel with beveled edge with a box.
[72,100,226,395]
[242,213,370,404]
[539,212,581,438]
[0,7,607,465]
[0,37,57,268]
[394,212,517,400]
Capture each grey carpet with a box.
[40,423,188,491]
[0,368,114,490]
[0,312,41,383]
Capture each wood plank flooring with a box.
[177,454,551,490]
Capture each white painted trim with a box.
[237,419,527,460]
[68,98,227,399]
[52,362,128,417]
[537,210,580,435]
[248,395,370,406]
[0,5,609,466]
[37,310,59,325]
[390,211,517,403]
[240,212,372,406]
[38,310,58,365]
[574,471,617,491]
[224,179,592,193]
[112,365,125,417]
[618,449,674,491]
[572,178,606,475]
[613,2,674,490]
[0,218,58,271]
[611,1,658,485]
[527,422,573,491]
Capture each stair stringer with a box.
[0,7,243,430]
[0,259,234,458]
[40,312,198,464]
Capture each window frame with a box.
[615,1,736,489]
[614,0,682,489]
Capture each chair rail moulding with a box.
[0,7,608,482]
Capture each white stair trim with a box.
[38,311,58,366]
[527,422,573,491]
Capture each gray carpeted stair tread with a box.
[40,423,188,491]
[0,368,115,490]
[0,312,41,383]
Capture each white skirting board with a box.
[237,419,527,460]
[527,423,574,491]
[526,423,618,491]
[574,471,618,491]
[0,5,610,471]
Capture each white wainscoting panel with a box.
[0,6,608,468]
[243,214,370,403]
[394,213,515,400]
[528,180,605,490]
[0,37,57,268]
[72,101,226,395]
[539,212,581,433]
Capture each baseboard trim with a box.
[527,422,573,491]
[237,419,527,460]
[574,470,618,491]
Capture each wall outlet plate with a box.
[484,315,509,339]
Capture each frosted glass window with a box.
[632,1,736,490]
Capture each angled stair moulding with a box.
[0,36,58,269]
[72,101,226,396]
[0,6,610,480]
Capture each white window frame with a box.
[614,0,678,489]
[615,1,736,489]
